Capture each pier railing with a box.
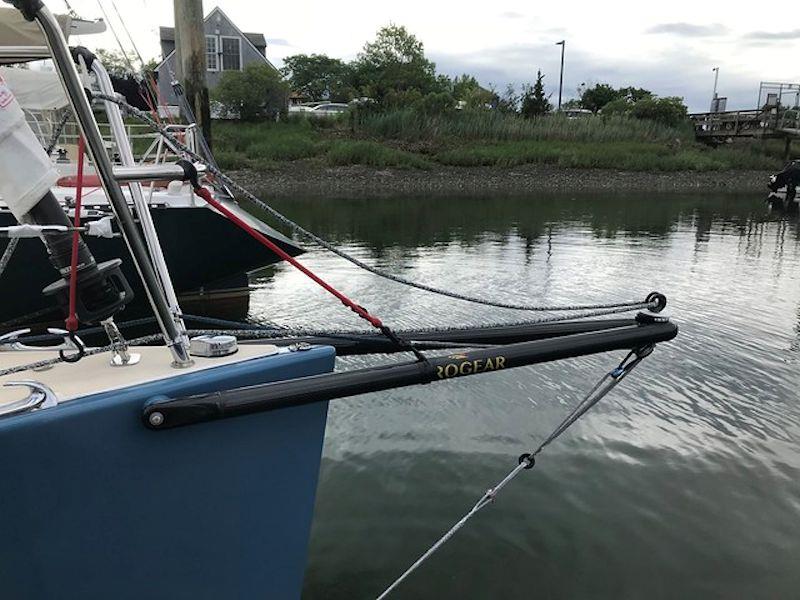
[689,107,800,141]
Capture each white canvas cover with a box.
[0,66,67,110]
[0,71,59,221]
[0,7,70,47]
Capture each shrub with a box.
[414,92,455,116]
[631,96,688,128]
[213,63,289,121]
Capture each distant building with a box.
[154,6,278,109]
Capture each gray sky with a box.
[63,0,799,112]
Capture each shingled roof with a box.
[159,26,266,49]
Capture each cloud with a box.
[266,38,291,46]
[500,11,524,19]
[646,22,728,37]
[430,42,757,113]
[743,29,800,41]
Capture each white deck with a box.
[0,344,279,408]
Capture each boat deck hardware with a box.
[0,380,57,417]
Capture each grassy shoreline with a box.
[212,111,788,181]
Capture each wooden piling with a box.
[173,0,212,147]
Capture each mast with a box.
[173,0,211,147]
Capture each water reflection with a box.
[245,191,800,599]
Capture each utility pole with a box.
[555,40,565,111]
[174,0,211,147]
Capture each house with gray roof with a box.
[154,6,278,108]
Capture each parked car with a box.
[288,103,349,118]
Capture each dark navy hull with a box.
[0,345,335,599]
[0,204,302,329]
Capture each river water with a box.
[248,192,800,599]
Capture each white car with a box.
[289,103,350,117]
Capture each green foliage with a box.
[520,71,552,118]
[353,24,438,100]
[280,54,355,102]
[414,92,456,116]
[434,140,778,171]
[326,140,432,169]
[210,91,780,174]
[382,88,424,109]
[600,97,634,117]
[356,108,692,144]
[213,63,289,121]
[94,48,159,80]
[630,96,688,128]
[580,83,620,113]
[494,84,519,114]
[95,49,135,78]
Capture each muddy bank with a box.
[228,163,771,198]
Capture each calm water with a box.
[249,192,800,599]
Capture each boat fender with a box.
[0,73,59,222]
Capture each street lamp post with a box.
[556,40,565,111]
[711,66,719,111]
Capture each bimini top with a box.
[0,65,67,110]
[0,7,105,64]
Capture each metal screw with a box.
[148,412,165,427]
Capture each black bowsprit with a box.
[143,317,678,430]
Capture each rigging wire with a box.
[106,0,174,123]
[94,93,661,316]
[93,0,165,122]
[375,345,655,599]
[93,0,137,75]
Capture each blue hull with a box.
[0,346,335,599]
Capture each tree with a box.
[599,97,633,117]
[493,83,519,114]
[618,86,652,103]
[353,24,438,100]
[280,54,355,102]
[520,70,552,118]
[580,83,619,113]
[213,63,289,121]
[95,48,135,78]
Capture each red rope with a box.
[192,186,384,330]
[66,137,86,332]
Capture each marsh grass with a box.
[212,110,785,172]
[356,109,695,144]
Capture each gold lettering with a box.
[444,364,459,378]
[485,358,494,370]
[459,361,473,375]
[473,359,483,373]
[496,356,506,369]
[436,365,445,379]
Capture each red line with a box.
[193,186,384,329]
[66,137,86,332]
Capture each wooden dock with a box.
[689,82,800,157]
[689,108,800,157]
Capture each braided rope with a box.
[44,111,71,156]
[94,93,657,315]
[0,333,164,378]
[0,238,19,280]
